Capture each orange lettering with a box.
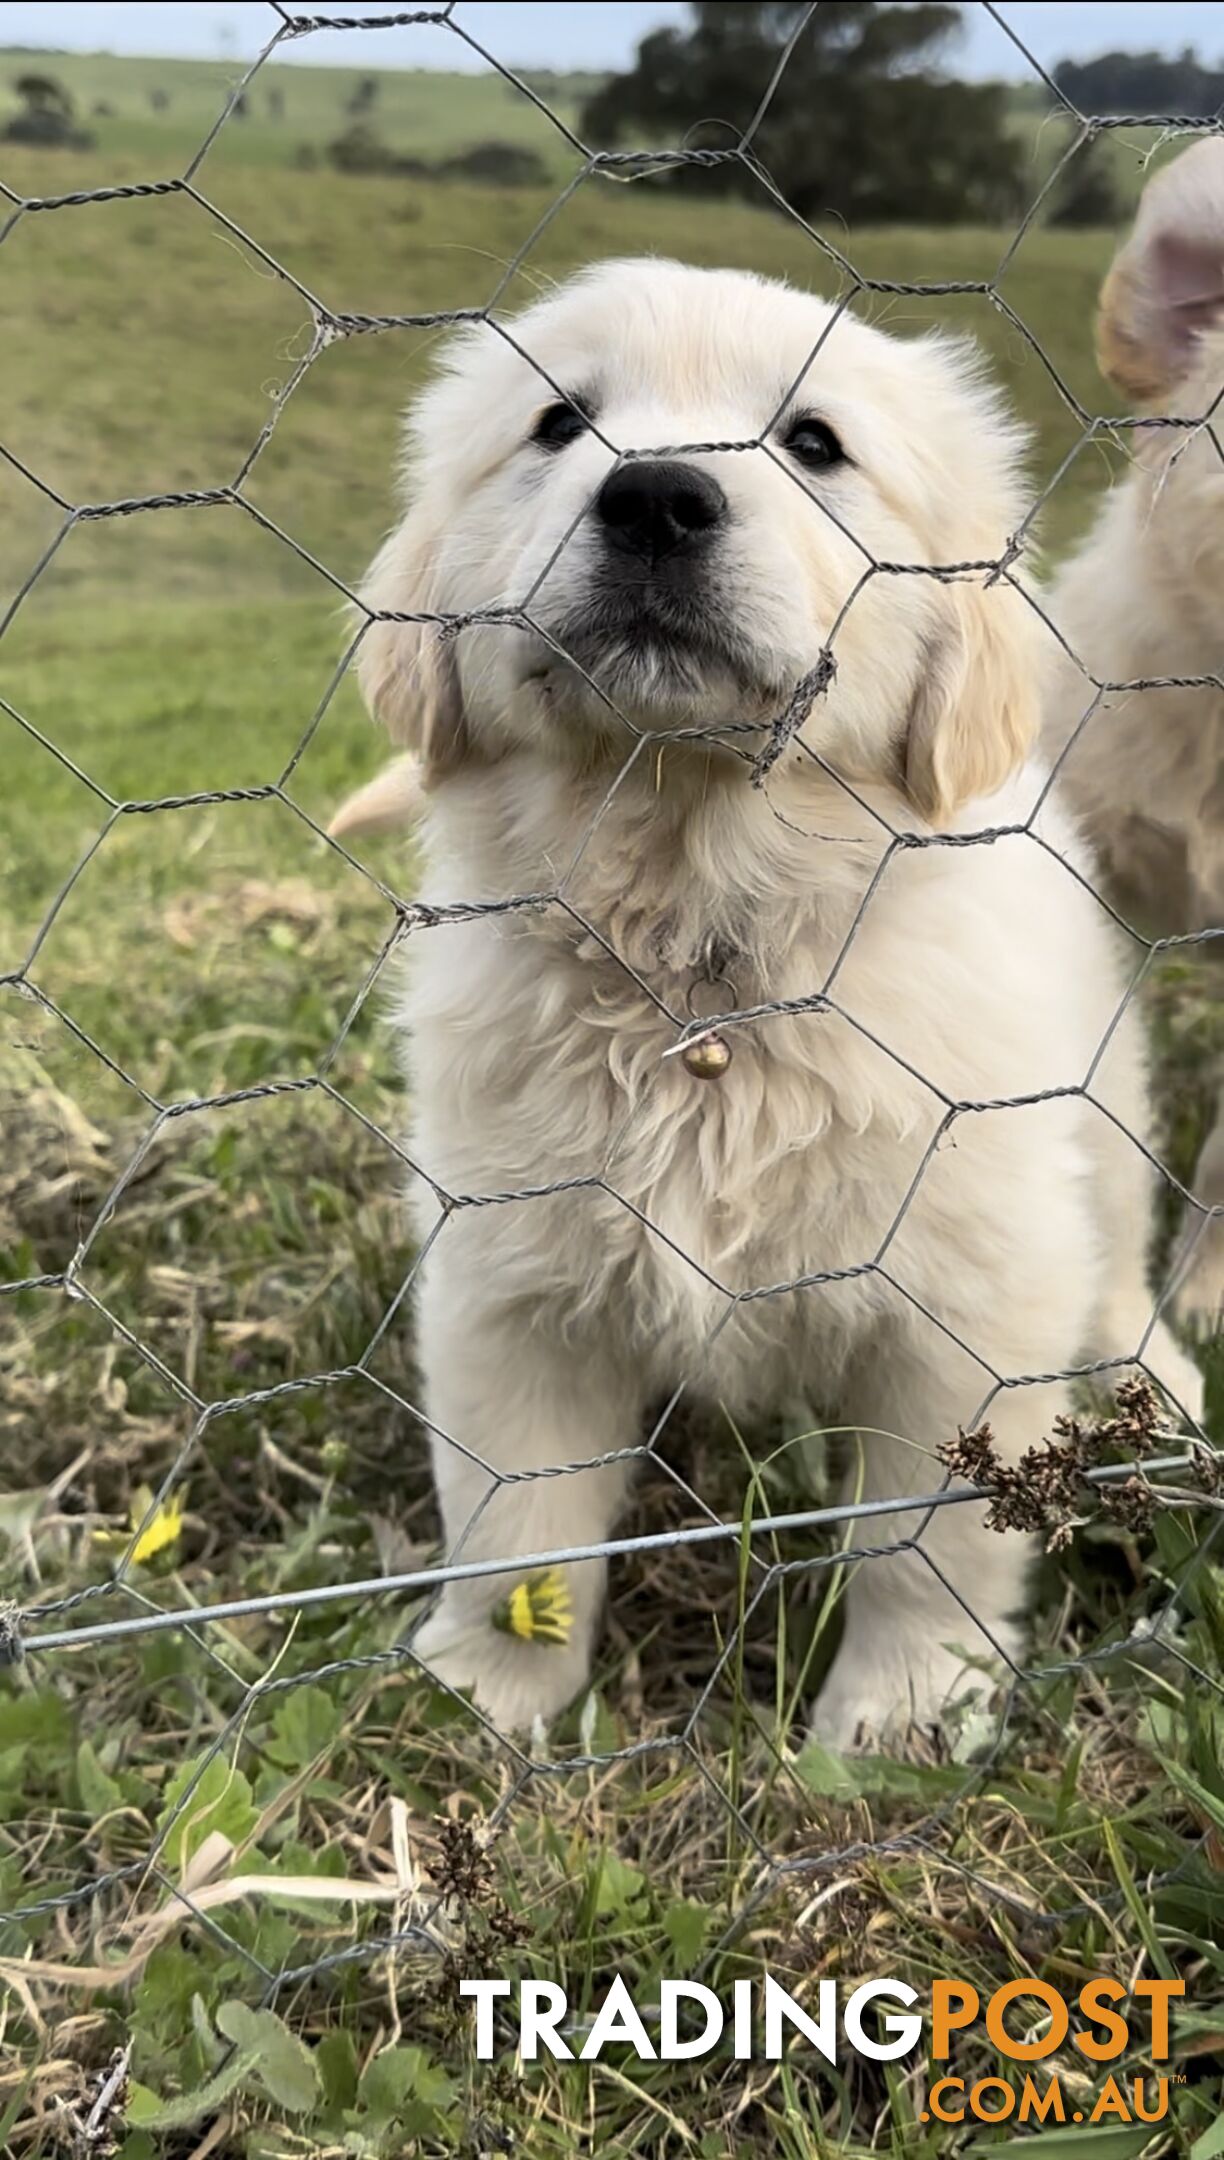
[1075,1978,1128,2061]
[1132,2076,1170,2123]
[928,2077,966,2123]
[1018,2075,1067,2123]
[970,2077,1015,2123]
[985,1979,1068,2061]
[931,1981,979,2059]
[1090,2074,1132,2123]
[1132,1979,1184,2060]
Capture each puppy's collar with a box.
[674,930,740,1081]
[688,930,740,1004]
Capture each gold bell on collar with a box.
[680,1028,733,1080]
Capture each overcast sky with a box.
[0,2,1218,79]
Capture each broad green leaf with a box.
[410,2054,459,2111]
[1193,2117,1224,2160]
[0,1693,71,1754]
[592,1851,648,1918]
[792,1740,863,1800]
[358,2045,424,2124]
[662,1899,708,1971]
[215,2001,320,2114]
[76,1740,123,1818]
[966,2127,1155,2160]
[269,1684,343,1768]
[316,2028,359,2114]
[157,1750,258,1874]
[0,1745,31,1798]
[126,2053,259,2131]
[796,1738,968,1803]
[0,1695,72,1804]
[133,1943,213,2054]
[358,2044,455,2129]
[190,1992,223,2069]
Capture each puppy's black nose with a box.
[596,460,727,562]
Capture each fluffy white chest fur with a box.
[395,752,1197,1740]
[409,755,1108,1349]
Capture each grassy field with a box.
[0,43,590,177]
[3,54,1224,2160]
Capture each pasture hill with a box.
[4,37,1222,2160]
[0,42,1130,1013]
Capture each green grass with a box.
[0,44,589,178]
[2,94,1223,2160]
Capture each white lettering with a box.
[520,1981,574,2062]
[844,1981,923,2061]
[658,1981,724,2060]
[762,1975,837,2062]
[579,1973,658,2061]
[459,1979,510,2062]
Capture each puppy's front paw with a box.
[809,1633,1011,1755]
[412,1595,592,1735]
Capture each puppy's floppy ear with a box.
[1097,139,1224,404]
[356,506,469,780]
[904,576,1039,827]
[327,754,425,842]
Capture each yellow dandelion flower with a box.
[492,1567,573,1647]
[129,1488,185,1564]
[94,1485,185,1564]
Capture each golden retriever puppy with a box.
[348,258,1200,1744]
[1045,140,1224,1330]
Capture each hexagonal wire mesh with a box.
[2,0,1223,2106]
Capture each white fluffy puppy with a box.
[1045,140,1224,1328]
[351,258,1200,1744]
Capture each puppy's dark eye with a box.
[531,400,590,451]
[782,417,845,470]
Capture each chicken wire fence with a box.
[2,0,1224,2100]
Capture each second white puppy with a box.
[1045,140,1224,1331]
[351,258,1200,1744]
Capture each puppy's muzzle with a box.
[596,460,728,565]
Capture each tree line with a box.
[583,3,1220,227]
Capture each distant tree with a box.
[148,85,170,112]
[324,128,548,186]
[582,2,1023,225]
[438,141,552,186]
[267,84,285,120]
[5,70,94,149]
[326,120,428,176]
[328,120,390,174]
[1054,48,1224,116]
[13,71,73,120]
[232,91,249,121]
[348,74,379,115]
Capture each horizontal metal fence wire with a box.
[2,0,1224,2100]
